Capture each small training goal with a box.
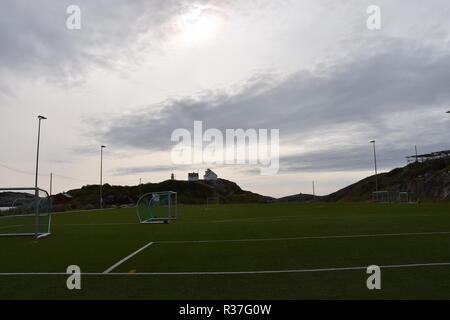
[372,191,394,203]
[398,192,417,204]
[372,190,417,204]
[136,191,178,224]
[205,196,220,210]
[0,187,52,238]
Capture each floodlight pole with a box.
[100,145,106,209]
[35,115,47,238]
[35,116,47,189]
[50,172,53,196]
[415,145,418,163]
[370,140,378,192]
[312,181,316,201]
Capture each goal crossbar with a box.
[136,191,178,224]
[0,187,52,238]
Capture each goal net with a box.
[372,191,396,203]
[0,187,52,238]
[398,192,417,204]
[372,191,417,204]
[136,191,178,224]
[205,196,220,210]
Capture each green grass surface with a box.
[1,202,450,299]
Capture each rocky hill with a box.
[274,193,324,203]
[0,192,34,207]
[324,158,450,202]
[3,157,448,212]
[54,178,273,211]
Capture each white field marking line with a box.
[1,262,450,276]
[157,231,450,244]
[198,215,334,225]
[0,214,34,219]
[199,213,434,224]
[202,215,301,224]
[51,207,128,215]
[0,224,24,230]
[53,222,136,226]
[102,241,154,274]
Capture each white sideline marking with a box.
[200,213,433,224]
[110,262,450,275]
[54,222,136,226]
[0,224,24,230]
[157,231,450,244]
[103,242,154,274]
[51,207,126,215]
[1,262,450,276]
[203,215,300,224]
[0,214,34,219]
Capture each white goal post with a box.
[205,196,220,210]
[0,187,52,238]
[372,190,417,204]
[372,191,393,203]
[398,192,417,204]
[136,191,178,224]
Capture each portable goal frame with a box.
[136,191,178,224]
[0,187,52,238]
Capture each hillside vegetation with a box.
[325,158,450,202]
[56,178,272,211]
[3,158,448,211]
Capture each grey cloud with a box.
[90,38,450,155]
[278,142,449,174]
[71,145,101,156]
[0,0,221,89]
[70,144,141,160]
[110,164,187,176]
[233,141,449,177]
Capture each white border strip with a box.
[1,262,450,276]
[51,207,124,215]
[54,222,136,227]
[0,215,34,219]
[157,231,450,244]
[0,224,24,230]
[102,242,154,274]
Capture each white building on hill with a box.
[188,172,199,181]
[203,168,218,180]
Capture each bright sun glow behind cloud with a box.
[174,5,224,44]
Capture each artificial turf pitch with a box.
[1,202,450,299]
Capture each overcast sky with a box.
[1,0,449,197]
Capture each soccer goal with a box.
[0,187,52,238]
[205,196,220,210]
[398,192,417,204]
[372,190,396,203]
[136,191,178,224]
